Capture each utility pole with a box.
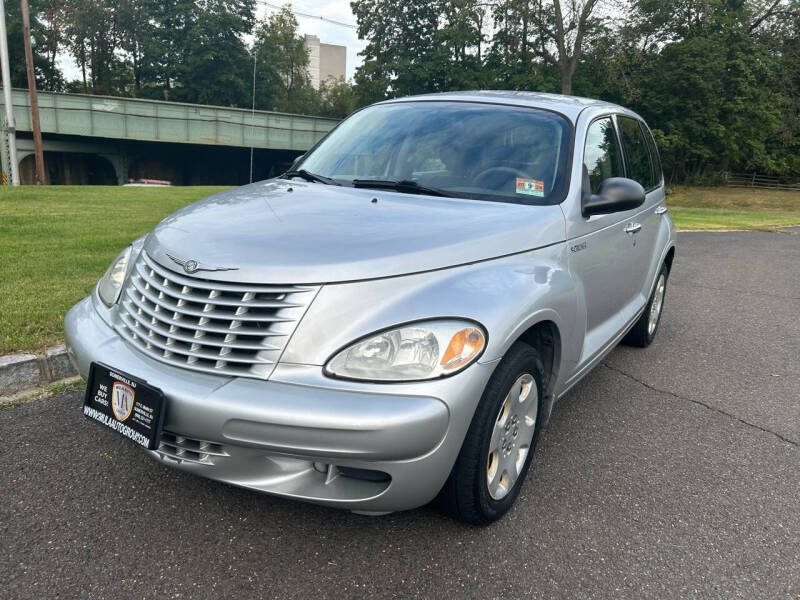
[0,0,19,185]
[20,0,44,184]
[249,48,257,184]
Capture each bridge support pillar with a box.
[15,150,32,184]
[101,153,127,185]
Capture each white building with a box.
[304,35,347,89]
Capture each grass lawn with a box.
[0,186,228,355]
[0,184,798,355]
[667,186,800,231]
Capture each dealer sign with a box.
[83,363,166,450]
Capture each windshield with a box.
[296,101,572,205]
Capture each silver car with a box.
[66,92,676,524]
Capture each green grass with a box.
[667,186,800,231]
[0,186,228,355]
[1,184,798,355]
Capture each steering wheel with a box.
[471,166,532,190]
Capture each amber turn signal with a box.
[441,327,486,371]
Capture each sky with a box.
[57,0,367,83]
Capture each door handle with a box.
[655,205,668,215]
[624,222,642,234]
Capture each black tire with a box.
[623,263,669,348]
[437,342,545,525]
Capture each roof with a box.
[383,90,630,122]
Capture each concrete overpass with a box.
[1,89,339,185]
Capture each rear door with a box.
[616,116,665,301]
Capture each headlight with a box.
[325,320,486,382]
[97,246,132,307]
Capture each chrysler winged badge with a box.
[166,253,238,275]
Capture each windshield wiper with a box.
[282,169,340,186]
[350,179,453,197]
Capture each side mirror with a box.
[582,177,646,217]
[290,154,305,170]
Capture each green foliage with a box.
[348,0,798,180]
[116,0,158,93]
[251,6,314,113]
[318,78,359,118]
[63,0,128,94]
[6,0,798,180]
[484,1,544,91]
[573,0,798,180]
[350,0,487,99]
[5,0,65,91]
[173,0,255,106]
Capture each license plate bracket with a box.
[83,362,166,450]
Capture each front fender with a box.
[280,244,579,385]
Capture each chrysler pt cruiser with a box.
[66,92,676,524]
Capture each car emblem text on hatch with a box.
[166,253,238,275]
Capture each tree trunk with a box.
[561,73,571,95]
[133,50,140,93]
[79,42,87,91]
[89,39,96,91]
[560,59,576,95]
[538,1,598,97]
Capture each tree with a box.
[438,0,488,89]
[768,3,800,176]
[574,0,796,180]
[486,0,555,91]
[251,5,314,112]
[175,0,255,106]
[37,0,66,90]
[63,0,127,94]
[118,0,255,104]
[318,78,358,118]
[5,0,64,90]
[116,0,158,94]
[350,0,485,100]
[529,0,602,95]
[141,0,198,99]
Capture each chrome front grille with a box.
[116,251,318,379]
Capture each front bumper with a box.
[65,296,496,512]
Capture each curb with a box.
[0,376,83,408]
[0,345,79,396]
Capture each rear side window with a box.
[583,117,624,194]
[618,116,656,189]
[642,126,663,186]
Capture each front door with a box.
[566,115,645,367]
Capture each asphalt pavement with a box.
[2,229,798,599]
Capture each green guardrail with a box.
[2,89,339,151]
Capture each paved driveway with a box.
[2,229,798,599]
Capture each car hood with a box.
[144,180,566,284]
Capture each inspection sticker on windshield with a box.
[516,178,545,197]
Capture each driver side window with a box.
[583,117,623,194]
